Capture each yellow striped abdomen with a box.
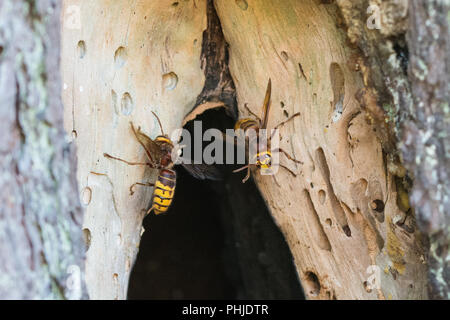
[151,169,176,215]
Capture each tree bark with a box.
[61,0,208,299]
[336,0,449,300]
[58,0,447,300]
[213,0,428,300]
[0,0,87,299]
[405,0,449,300]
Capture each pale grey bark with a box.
[0,0,87,299]
[405,0,450,300]
[0,0,446,300]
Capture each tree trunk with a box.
[0,0,87,299]
[61,0,208,299]
[214,0,428,300]
[53,0,447,300]
[405,0,449,300]
[336,0,449,300]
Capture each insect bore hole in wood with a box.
[114,46,127,69]
[303,271,321,297]
[77,40,86,59]
[128,108,304,299]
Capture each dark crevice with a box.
[303,271,321,297]
[128,109,304,299]
[390,34,409,76]
[128,0,303,299]
[186,0,238,122]
[315,148,351,237]
[303,189,332,251]
[15,79,25,143]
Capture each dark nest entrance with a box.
[127,109,304,299]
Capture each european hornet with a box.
[233,79,302,183]
[104,112,220,215]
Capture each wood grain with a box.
[61,0,207,299]
[214,0,427,299]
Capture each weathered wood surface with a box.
[59,0,447,300]
[215,0,428,299]
[337,0,449,299]
[61,0,208,299]
[0,0,86,299]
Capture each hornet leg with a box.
[274,148,303,165]
[104,153,157,168]
[233,164,253,183]
[245,104,262,123]
[279,164,298,177]
[271,112,301,139]
[242,166,252,183]
[130,182,155,196]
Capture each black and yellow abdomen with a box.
[151,169,176,215]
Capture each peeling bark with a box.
[55,0,447,300]
[214,0,428,299]
[336,0,449,299]
[336,0,411,153]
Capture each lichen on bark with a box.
[0,0,86,299]
[336,0,449,299]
